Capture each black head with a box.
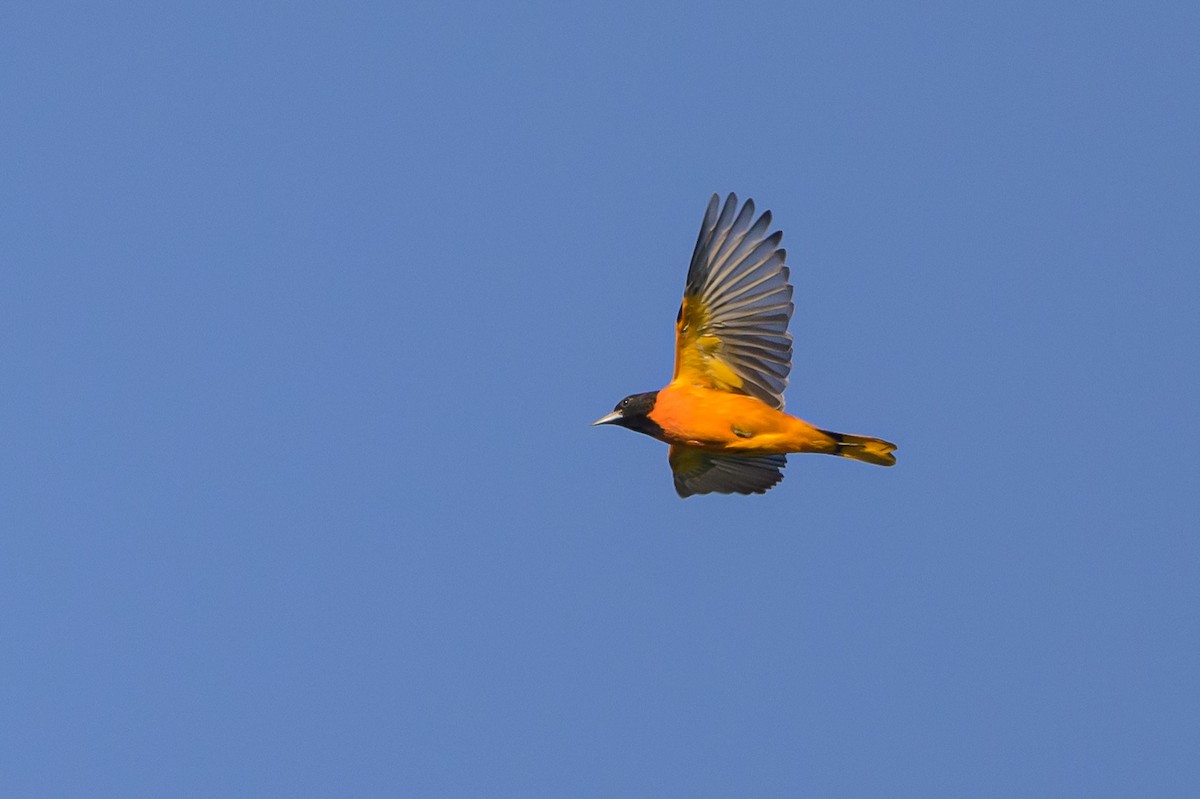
[592,391,664,439]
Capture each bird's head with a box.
[592,391,664,438]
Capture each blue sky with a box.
[3,2,1198,795]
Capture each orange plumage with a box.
[594,193,896,497]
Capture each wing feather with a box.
[669,446,787,497]
[673,193,794,409]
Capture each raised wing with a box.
[673,193,793,409]
[669,445,787,498]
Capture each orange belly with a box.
[651,382,835,455]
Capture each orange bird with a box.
[594,193,897,497]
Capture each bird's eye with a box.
[620,399,628,407]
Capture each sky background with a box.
[3,1,1198,796]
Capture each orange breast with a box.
[651,382,796,449]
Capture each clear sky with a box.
[4,2,1198,796]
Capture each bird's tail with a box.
[819,429,897,466]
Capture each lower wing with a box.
[668,445,786,498]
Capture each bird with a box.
[593,193,897,497]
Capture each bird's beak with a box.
[592,410,623,426]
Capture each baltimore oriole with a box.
[594,193,897,497]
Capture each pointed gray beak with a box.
[592,410,623,426]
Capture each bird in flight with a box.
[594,193,897,497]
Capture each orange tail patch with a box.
[819,430,897,467]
